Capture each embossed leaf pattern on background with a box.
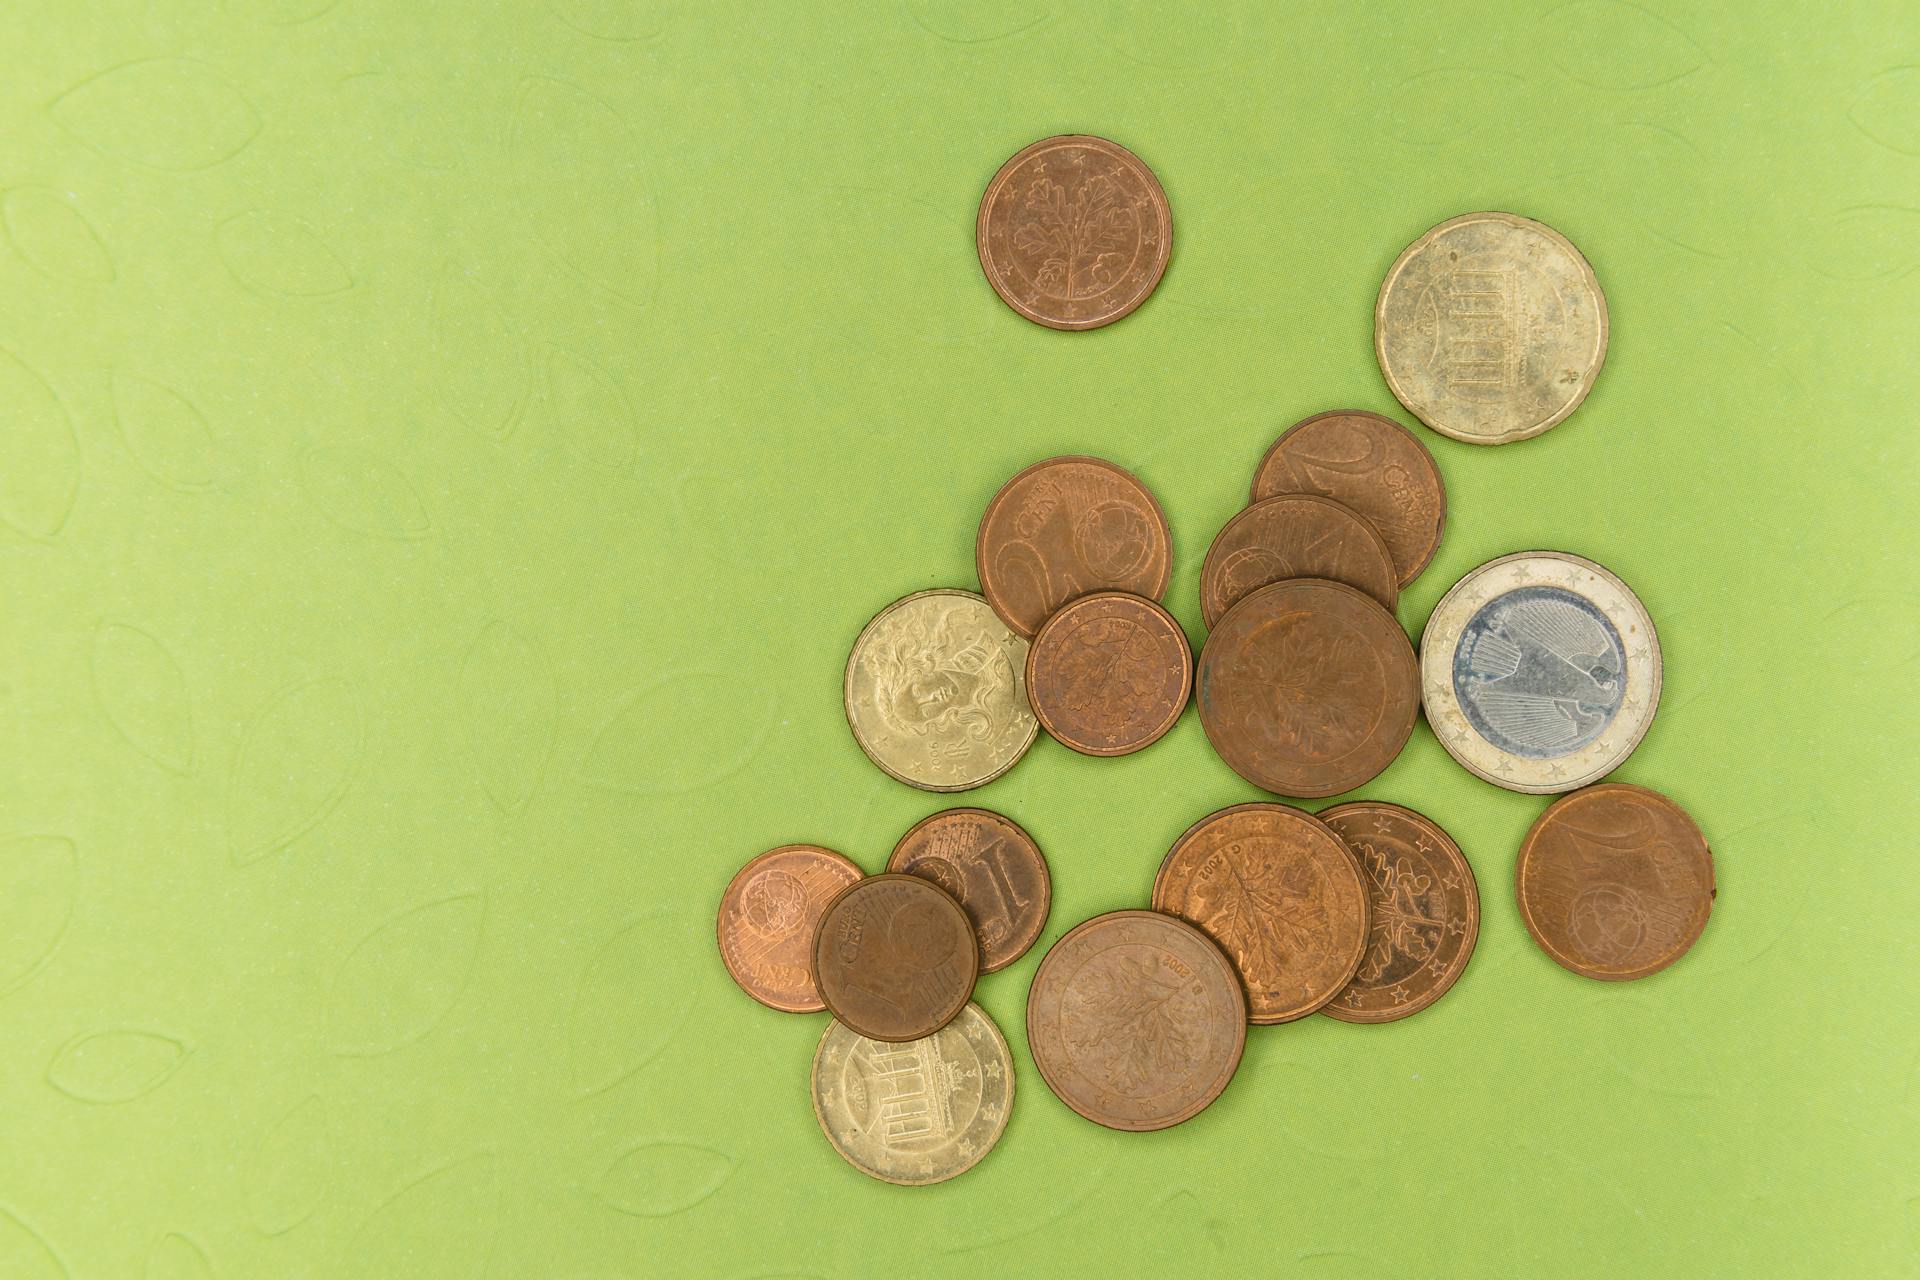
[1065,954,1193,1091]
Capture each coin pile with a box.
[718,134,1715,1180]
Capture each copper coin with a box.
[1199,494,1399,626]
[1026,910,1245,1132]
[886,808,1050,973]
[1024,591,1191,756]
[976,134,1172,331]
[1318,802,1478,1023]
[1197,579,1419,797]
[812,874,979,1042]
[715,845,863,1013]
[1250,410,1447,588]
[976,455,1172,637]
[1516,783,1713,981]
[1151,804,1369,1023]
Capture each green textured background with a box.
[2,2,1916,1276]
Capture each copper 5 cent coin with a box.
[1318,802,1478,1023]
[1152,804,1369,1023]
[716,845,863,1013]
[977,455,1172,638]
[1025,591,1191,756]
[812,874,979,1042]
[1026,910,1245,1132]
[1250,410,1447,587]
[887,808,1050,973]
[1516,783,1713,981]
[976,134,1172,331]
[1198,579,1420,797]
[1198,493,1399,626]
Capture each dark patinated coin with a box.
[1199,493,1399,626]
[1025,591,1190,756]
[1250,409,1446,587]
[1197,578,1419,797]
[886,808,1050,973]
[1516,783,1712,981]
[813,874,979,1042]
[1319,802,1478,1022]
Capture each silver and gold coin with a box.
[844,589,1037,791]
[1420,551,1660,793]
[811,1001,1013,1185]
[1376,211,1608,445]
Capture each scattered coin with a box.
[844,588,1038,792]
[1026,910,1245,1131]
[887,808,1050,973]
[1025,591,1191,756]
[976,134,1172,331]
[1318,802,1478,1023]
[976,455,1172,637]
[1249,409,1447,587]
[1516,783,1713,980]
[1420,551,1660,793]
[812,1001,1014,1185]
[1197,578,1419,797]
[716,845,864,1013]
[1375,210,1608,445]
[1152,804,1369,1023]
[1198,493,1399,626]
[812,873,979,1042]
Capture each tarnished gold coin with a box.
[845,589,1038,792]
[811,1002,1014,1185]
[1376,211,1608,445]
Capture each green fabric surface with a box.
[2,2,1916,1276]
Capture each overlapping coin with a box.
[1516,783,1712,980]
[844,589,1037,792]
[1376,211,1608,445]
[813,874,979,1042]
[1199,493,1399,625]
[1420,551,1660,793]
[812,1002,1013,1185]
[1025,591,1191,756]
[887,808,1050,973]
[716,845,863,1013]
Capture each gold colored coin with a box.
[844,589,1038,792]
[1375,211,1608,445]
[811,1002,1013,1185]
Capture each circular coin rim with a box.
[1151,803,1370,1024]
[1197,577,1421,798]
[1374,210,1609,445]
[1515,782,1714,981]
[810,872,981,1043]
[1316,801,1480,1023]
[1026,908,1247,1132]
[885,807,1052,973]
[1198,491,1401,626]
[1024,590,1193,757]
[843,587,1039,792]
[810,1001,1015,1185]
[715,844,864,1013]
[974,455,1174,637]
[1418,551,1661,794]
[1249,408,1448,587]
[975,133,1173,332]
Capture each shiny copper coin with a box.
[976,134,1172,331]
[812,873,979,1042]
[1318,802,1478,1023]
[1516,783,1713,981]
[1026,910,1245,1131]
[1197,579,1419,797]
[1025,591,1190,756]
[1199,494,1399,626]
[976,455,1172,637]
[715,845,863,1013]
[1250,410,1447,588]
[887,808,1050,973]
[1152,804,1369,1023]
